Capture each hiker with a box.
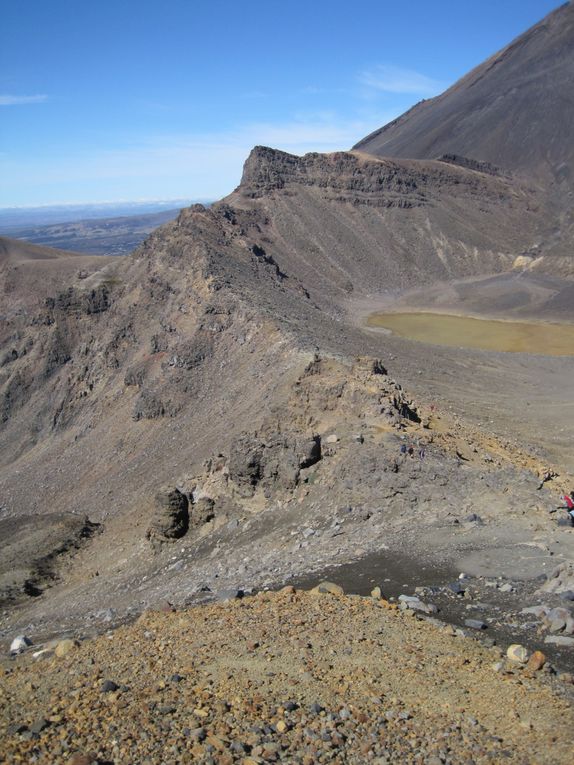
[562,492,574,526]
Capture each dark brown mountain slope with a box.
[0,145,572,637]
[354,2,574,192]
[0,236,116,349]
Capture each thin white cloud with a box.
[359,65,444,97]
[0,110,402,205]
[0,94,48,106]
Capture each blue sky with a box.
[0,0,562,207]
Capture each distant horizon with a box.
[0,198,207,213]
[0,198,211,230]
[1,0,563,207]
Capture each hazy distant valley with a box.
[0,202,202,256]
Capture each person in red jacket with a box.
[562,492,574,526]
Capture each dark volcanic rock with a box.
[227,431,322,497]
[146,488,189,544]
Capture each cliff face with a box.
[229,146,565,301]
[240,146,512,204]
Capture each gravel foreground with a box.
[1,587,573,765]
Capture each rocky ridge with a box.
[1,5,574,681]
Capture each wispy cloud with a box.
[0,94,48,106]
[0,110,402,205]
[358,65,444,97]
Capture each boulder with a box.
[228,431,322,497]
[227,435,264,494]
[537,562,574,596]
[146,487,189,544]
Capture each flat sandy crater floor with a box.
[351,271,574,476]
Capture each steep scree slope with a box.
[354,2,574,192]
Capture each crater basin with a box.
[366,312,574,355]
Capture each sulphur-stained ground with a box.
[1,587,573,765]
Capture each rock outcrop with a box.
[227,432,321,497]
[146,488,189,546]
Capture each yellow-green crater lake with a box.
[366,312,574,355]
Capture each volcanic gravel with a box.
[1,587,573,764]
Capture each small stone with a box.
[447,582,466,595]
[549,618,566,633]
[55,639,79,658]
[499,583,514,593]
[68,755,99,765]
[544,635,574,647]
[188,726,206,741]
[507,644,529,663]
[217,588,244,602]
[6,723,28,736]
[521,606,548,618]
[101,680,119,693]
[312,581,344,596]
[29,717,50,734]
[310,702,324,714]
[371,586,383,599]
[465,619,487,630]
[10,635,32,654]
[325,434,339,444]
[526,651,546,671]
[276,720,288,733]
[32,648,54,660]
